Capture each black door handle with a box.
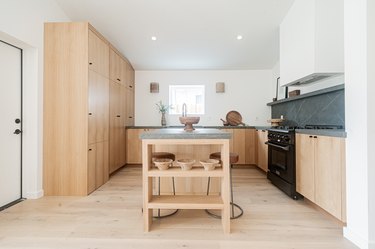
[14,129,22,135]
[15,118,21,124]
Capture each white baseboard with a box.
[24,189,44,199]
[344,227,369,249]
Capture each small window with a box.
[169,85,205,115]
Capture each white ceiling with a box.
[55,0,294,70]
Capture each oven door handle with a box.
[265,141,290,151]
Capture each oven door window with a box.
[270,147,287,170]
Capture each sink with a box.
[179,116,200,131]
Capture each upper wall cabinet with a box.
[280,0,344,87]
[88,30,109,77]
[109,48,124,85]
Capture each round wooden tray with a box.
[226,111,245,126]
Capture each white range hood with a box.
[283,72,343,87]
[279,0,344,87]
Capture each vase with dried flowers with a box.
[156,101,172,126]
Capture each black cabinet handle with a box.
[309,135,313,138]
[117,78,121,82]
[89,113,92,115]
[129,85,133,88]
[116,115,121,117]
[313,136,318,138]
[89,62,93,65]
[129,116,133,119]
[88,148,92,151]
[13,129,22,135]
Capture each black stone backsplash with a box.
[271,87,345,128]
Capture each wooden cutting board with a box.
[226,111,244,126]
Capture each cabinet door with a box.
[245,129,256,164]
[95,141,109,188]
[109,81,121,173]
[126,88,135,126]
[126,128,143,164]
[232,129,246,164]
[88,71,97,144]
[88,30,109,77]
[296,134,315,201]
[109,48,122,84]
[117,86,127,166]
[220,129,233,152]
[314,136,344,220]
[87,143,97,194]
[127,63,135,90]
[121,59,128,88]
[256,130,268,172]
[91,71,109,143]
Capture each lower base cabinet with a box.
[88,141,109,194]
[296,134,346,221]
[256,129,268,172]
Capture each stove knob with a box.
[284,137,290,141]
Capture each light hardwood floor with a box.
[0,166,357,249]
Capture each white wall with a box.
[344,0,375,248]
[135,70,273,126]
[0,0,70,198]
[367,0,375,247]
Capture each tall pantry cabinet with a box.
[44,22,133,195]
[108,47,135,174]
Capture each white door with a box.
[0,40,22,209]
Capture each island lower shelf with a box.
[141,129,231,234]
[148,195,224,209]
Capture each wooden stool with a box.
[152,152,178,218]
[206,152,244,219]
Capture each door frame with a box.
[0,40,23,210]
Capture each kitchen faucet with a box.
[182,103,187,117]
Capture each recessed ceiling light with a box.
[237,35,243,40]
[151,36,157,41]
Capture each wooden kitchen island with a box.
[140,128,231,233]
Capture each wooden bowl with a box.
[153,158,173,170]
[176,159,195,171]
[200,159,220,171]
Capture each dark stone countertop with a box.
[295,129,347,138]
[139,128,232,139]
[127,125,257,129]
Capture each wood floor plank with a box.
[0,165,357,248]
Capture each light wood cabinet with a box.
[126,128,152,164]
[44,22,110,196]
[88,30,109,77]
[296,134,346,221]
[125,61,135,90]
[256,129,268,172]
[296,134,315,201]
[245,129,256,164]
[109,48,124,86]
[126,87,135,126]
[109,81,127,173]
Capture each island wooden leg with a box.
[143,142,153,232]
[221,140,231,233]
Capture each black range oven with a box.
[266,127,300,199]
